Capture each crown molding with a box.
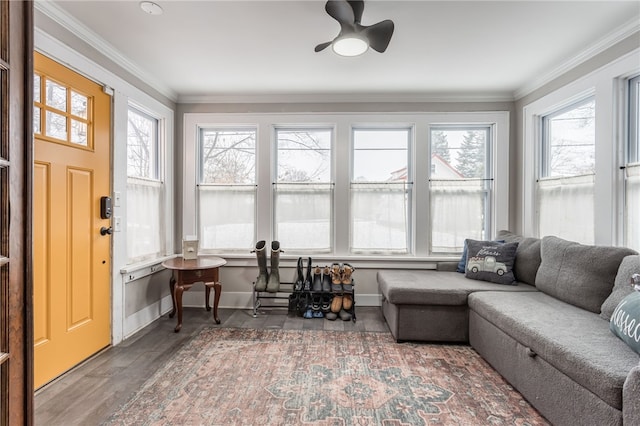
[34,0,178,102]
[177,92,516,104]
[514,18,640,100]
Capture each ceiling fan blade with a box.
[348,0,364,24]
[325,0,355,26]
[314,41,333,52]
[362,19,395,53]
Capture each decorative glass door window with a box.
[34,73,91,148]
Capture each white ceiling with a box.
[37,1,640,102]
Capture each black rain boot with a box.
[266,241,281,293]
[253,240,269,292]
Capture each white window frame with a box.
[522,49,640,245]
[350,126,413,255]
[183,112,509,259]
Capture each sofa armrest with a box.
[623,362,640,424]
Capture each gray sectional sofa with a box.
[378,231,640,425]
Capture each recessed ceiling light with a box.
[140,1,163,15]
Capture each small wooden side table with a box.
[162,256,227,332]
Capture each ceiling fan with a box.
[315,0,395,57]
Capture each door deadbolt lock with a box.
[100,226,113,236]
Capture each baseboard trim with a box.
[123,295,173,339]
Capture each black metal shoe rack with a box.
[251,281,295,317]
[251,282,356,322]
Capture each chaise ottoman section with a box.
[378,270,537,342]
[469,291,640,425]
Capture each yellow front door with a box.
[33,52,112,388]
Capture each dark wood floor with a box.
[34,306,390,426]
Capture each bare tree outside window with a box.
[544,99,595,177]
[201,129,256,184]
[127,108,158,179]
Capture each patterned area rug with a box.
[104,328,549,425]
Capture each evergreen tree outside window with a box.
[429,127,491,253]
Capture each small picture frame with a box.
[182,235,199,260]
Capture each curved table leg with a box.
[174,284,185,333]
[204,281,222,324]
[168,276,177,318]
[213,282,221,324]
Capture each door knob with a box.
[100,226,113,236]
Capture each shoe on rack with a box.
[330,263,343,293]
[338,309,352,321]
[325,312,338,321]
[293,257,304,291]
[266,241,281,293]
[312,266,322,292]
[321,266,331,292]
[342,263,354,292]
[331,295,343,313]
[321,294,332,313]
[303,257,313,291]
[252,241,269,292]
[303,308,314,319]
[343,294,353,311]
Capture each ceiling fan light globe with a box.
[332,36,368,57]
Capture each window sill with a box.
[120,254,177,283]
[204,253,460,270]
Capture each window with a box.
[538,98,595,244]
[351,128,410,253]
[126,106,164,262]
[626,75,640,251]
[198,128,256,251]
[33,72,91,147]
[184,112,509,260]
[429,127,492,253]
[274,128,332,251]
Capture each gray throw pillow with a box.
[600,255,640,320]
[497,230,542,286]
[536,236,638,313]
[464,239,519,285]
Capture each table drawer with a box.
[179,269,216,283]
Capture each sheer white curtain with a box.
[199,185,256,251]
[274,183,332,251]
[430,180,486,253]
[626,164,640,251]
[127,179,164,261]
[351,182,409,253]
[537,174,594,244]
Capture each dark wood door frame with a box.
[1,0,34,424]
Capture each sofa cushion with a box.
[469,291,640,409]
[535,236,637,313]
[601,255,640,321]
[610,291,640,354]
[497,230,542,286]
[377,270,536,306]
[465,239,518,285]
